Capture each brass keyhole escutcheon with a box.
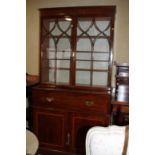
[46,97,54,103]
[85,100,94,106]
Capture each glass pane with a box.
[49,69,55,83]
[76,61,91,69]
[76,71,90,85]
[76,53,91,60]
[57,60,70,68]
[94,39,109,52]
[50,19,71,36]
[47,49,55,59]
[93,53,109,61]
[93,62,109,70]
[49,60,55,68]
[50,24,62,36]
[93,72,108,86]
[77,39,91,51]
[58,20,71,35]
[56,70,69,84]
[86,25,98,36]
[57,38,71,53]
[95,20,111,36]
[56,51,71,59]
[49,39,55,49]
[77,20,92,36]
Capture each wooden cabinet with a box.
[112,101,129,125]
[112,63,129,125]
[32,88,110,154]
[31,6,116,155]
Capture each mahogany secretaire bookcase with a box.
[31,6,116,155]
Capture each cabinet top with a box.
[32,84,111,95]
[39,6,116,17]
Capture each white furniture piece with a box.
[86,125,129,155]
[26,130,39,155]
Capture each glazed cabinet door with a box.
[70,113,109,154]
[40,6,115,89]
[40,18,72,85]
[32,108,68,152]
[75,17,112,87]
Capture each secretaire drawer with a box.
[32,90,64,106]
[32,89,110,113]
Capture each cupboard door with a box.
[33,109,67,151]
[70,113,109,154]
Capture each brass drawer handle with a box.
[85,100,94,106]
[46,97,54,103]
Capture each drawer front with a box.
[67,93,110,113]
[32,89,110,114]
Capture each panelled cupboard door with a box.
[70,113,109,154]
[32,109,68,152]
